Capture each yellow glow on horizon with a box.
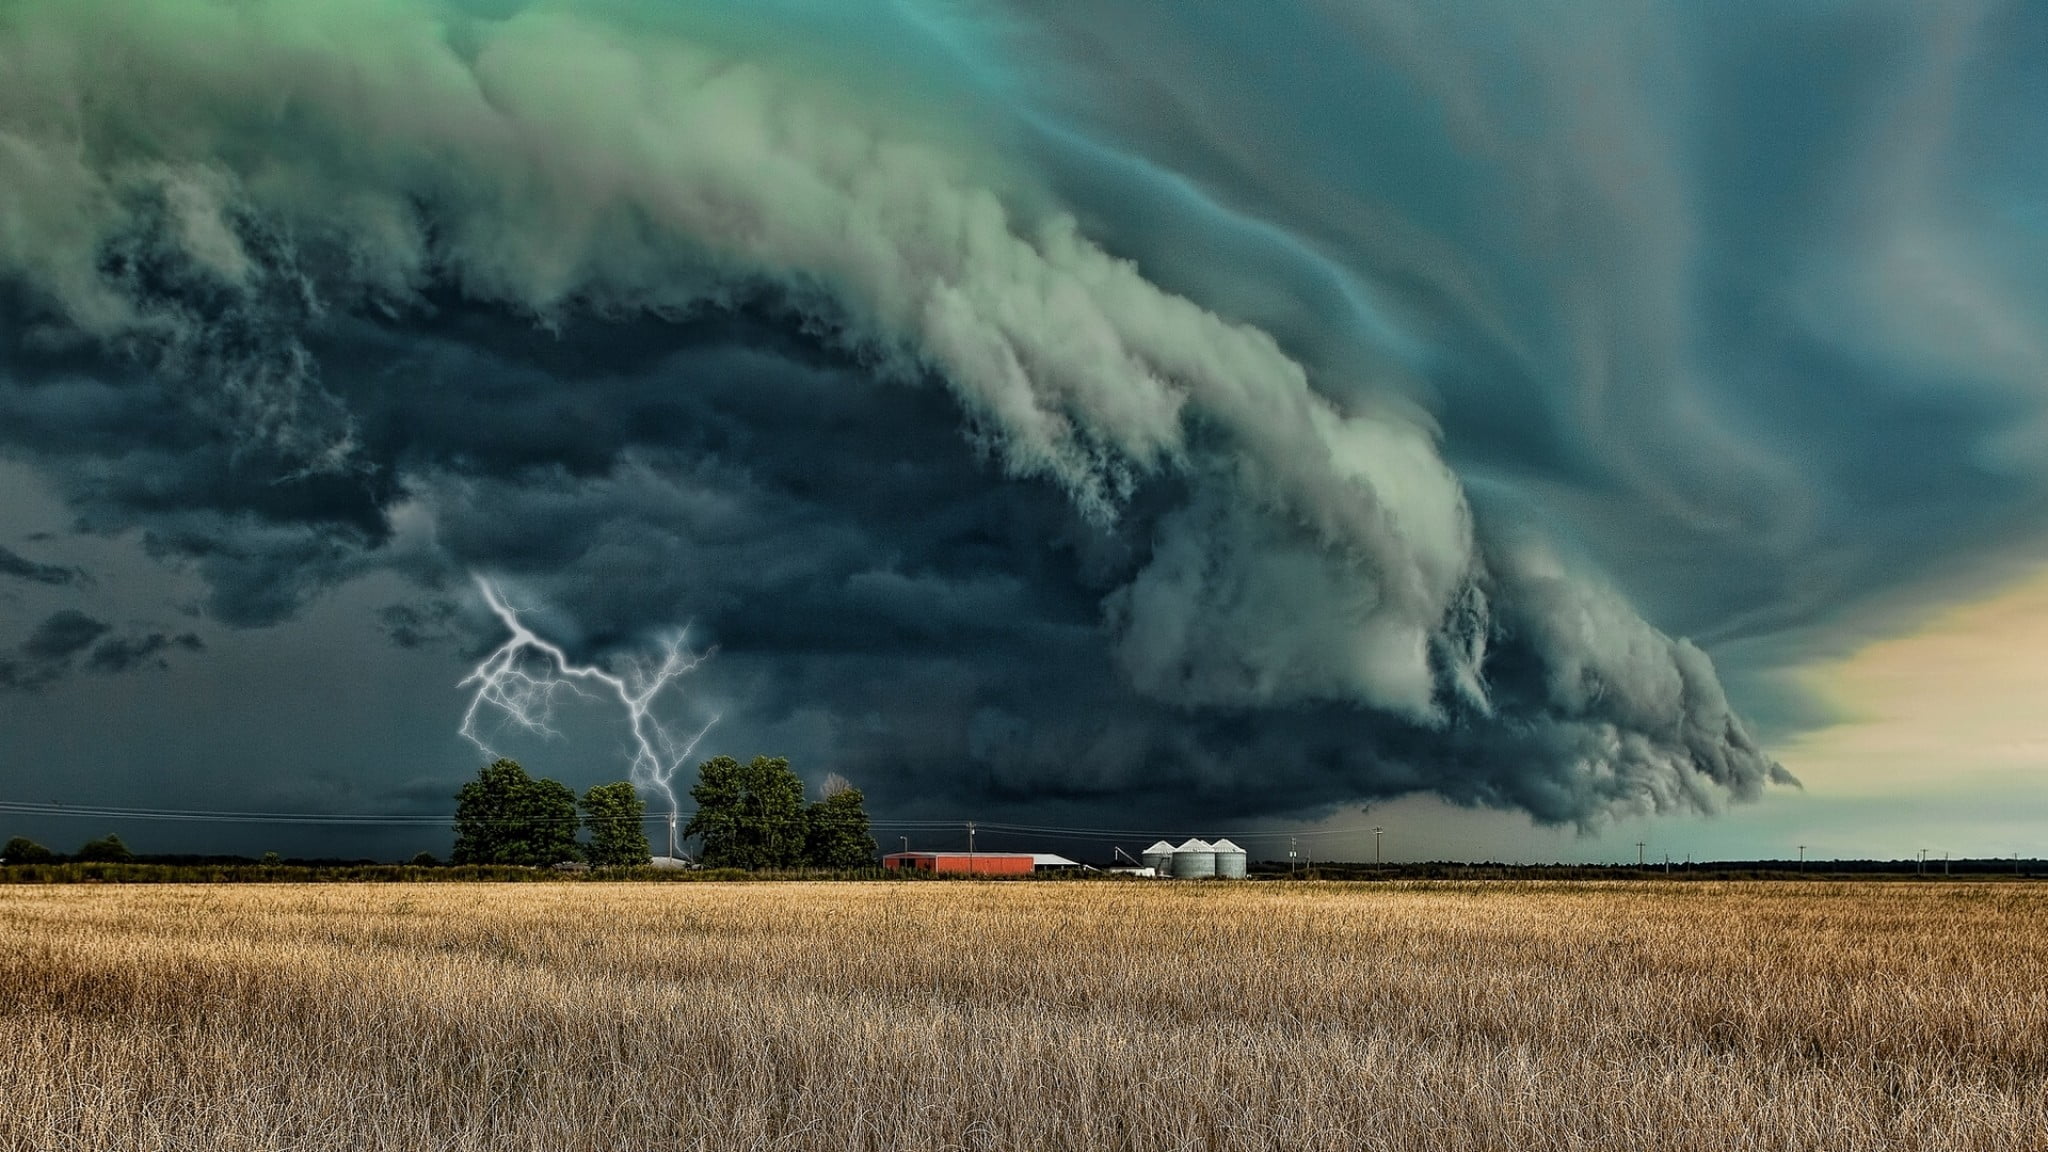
[1779,567,2048,796]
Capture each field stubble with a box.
[0,881,2042,1151]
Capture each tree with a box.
[684,755,807,869]
[76,834,132,862]
[805,775,876,868]
[451,758,581,866]
[581,781,652,867]
[2,836,54,864]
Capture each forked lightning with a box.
[459,575,717,856]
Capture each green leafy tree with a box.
[2,836,54,864]
[76,834,132,862]
[451,758,582,866]
[804,775,876,868]
[581,781,652,866]
[684,755,807,869]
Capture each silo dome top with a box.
[1175,838,1213,853]
[1143,841,1176,855]
[1209,838,1245,854]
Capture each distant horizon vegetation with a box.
[2,837,2041,883]
[6,752,888,876]
[0,758,2037,879]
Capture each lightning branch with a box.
[459,575,718,858]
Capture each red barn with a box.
[883,851,1037,876]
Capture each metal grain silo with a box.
[1210,838,1248,879]
[1141,841,1177,875]
[1171,838,1216,879]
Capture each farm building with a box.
[1134,838,1251,878]
[882,852,1083,875]
[1171,839,1217,878]
[1141,841,1176,873]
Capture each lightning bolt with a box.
[459,575,718,856]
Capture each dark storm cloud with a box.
[5,0,2034,830]
[377,601,460,650]
[0,608,205,691]
[1009,0,2048,652]
[337,320,1785,826]
[0,545,81,587]
[21,611,110,665]
[85,632,205,676]
[0,609,108,691]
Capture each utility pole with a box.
[1374,826,1384,867]
[1636,841,1646,868]
[1663,853,1670,875]
[1289,837,1298,878]
[1798,845,1805,871]
[967,821,976,855]
[1918,848,1927,876]
[1943,851,1950,877]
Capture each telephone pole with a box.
[967,821,976,855]
[1636,841,1646,868]
[1373,827,1384,867]
[1797,845,1805,871]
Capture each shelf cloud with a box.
[4,0,2033,829]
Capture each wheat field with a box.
[0,881,2042,1151]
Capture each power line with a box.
[0,801,568,827]
[1,799,1389,843]
[0,801,450,825]
[869,818,1385,842]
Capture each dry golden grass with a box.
[0,881,2043,1151]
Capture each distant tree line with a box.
[1,834,132,864]
[449,755,875,870]
[3,756,876,871]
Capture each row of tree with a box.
[452,760,654,866]
[452,755,876,869]
[1,834,131,863]
[684,755,875,869]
